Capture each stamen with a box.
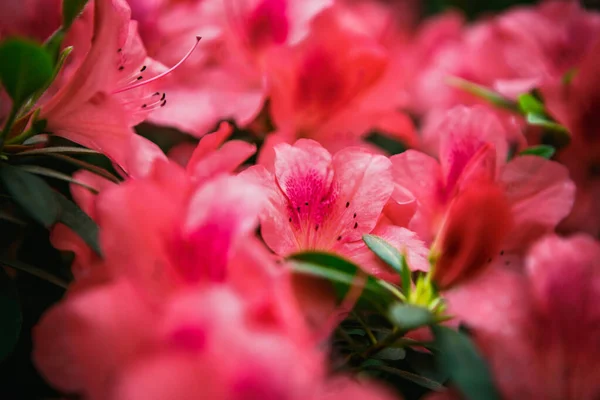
[140,65,147,72]
[113,36,202,94]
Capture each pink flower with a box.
[389,106,575,287]
[261,3,417,159]
[435,234,600,400]
[0,0,61,41]
[542,38,600,236]
[138,0,332,136]
[49,122,257,289]
[39,0,199,178]
[243,139,428,280]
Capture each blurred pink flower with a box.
[136,0,332,136]
[542,38,600,236]
[40,0,200,177]
[389,106,575,286]
[435,234,600,400]
[0,0,61,41]
[243,139,428,280]
[260,3,417,160]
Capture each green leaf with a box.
[0,165,60,228]
[288,251,394,311]
[0,257,67,289]
[0,267,22,362]
[389,304,435,331]
[432,325,501,400]
[0,38,54,107]
[363,234,412,296]
[19,165,99,194]
[43,28,65,63]
[54,193,102,256]
[364,365,445,392]
[63,0,89,29]
[517,93,545,115]
[526,113,569,134]
[519,145,556,159]
[446,76,519,112]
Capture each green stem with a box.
[361,328,406,359]
[5,126,37,145]
[0,104,19,149]
[353,312,378,345]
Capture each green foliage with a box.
[0,165,101,256]
[363,234,412,296]
[0,267,22,363]
[389,304,435,331]
[0,165,60,228]
[288,251,395,312]
[63,0,89,30]
[432,325,501,400]
[0,39,53,108]
[519,144,556,159]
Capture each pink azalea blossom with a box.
[261,3,417,159]
[134,0,332,136]
[542,38,600,236]
[388,106,575,287]
[432,234,600,400]
[0,0,61,41]
[243,139,428,280]
[38,0,200,177]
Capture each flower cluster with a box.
[0,0,598,399]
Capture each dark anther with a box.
[118,66,124,71]
[288,217,292,222]
[337,236,342,241]
[141,104,147,108]
[353,222,358,229]
[304,202,308,206]
[140,65,147,72]
[136,76,143,80]
[296,207,301,212]
[160,93,166,101]
[345,201,350,208]
[154,92,160,96]
[353,213,357,218]
[315,225,319,231]
[160,100,167,107]
[500,250,504,255]
[117,48,122,52]
[487,258,492,263]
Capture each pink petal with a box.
[189,140,256,182]
[325,148,393,246]
[438,106,508,193]
[175,175,265,283]
[444,264,540,399]
[186,122,233,171]
[390,150,443,243]
[500,156,576,252]
[240,164,298,255]
[32,280,155,398]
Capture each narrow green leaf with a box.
[365,365,445,392]
[0,267,22,362]
[0,38,54,106]
[19,165,99,193]
[526,113,569,134]
[517,93,545,115]
[15,146,101,156]
[43,28,65,63]
[63,0,89,29]
[363,234,412,296]
[0,165,60,228]
[446,76,519,112]
[54,193,102,256]
[389,304,435,331]
[432,325,501,400]
[519,145,556,159]
[288,251,394,311]
[0,257,68,289]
